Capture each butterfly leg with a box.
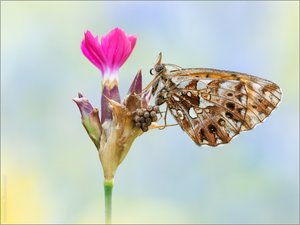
[148,106,178,130]
[149,123,178,130]
[154,123,178,129]
[159,106,178,129]
[158,105,169,130]
[141,75,161,93]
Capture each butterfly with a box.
[148,53,282,146]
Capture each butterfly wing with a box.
[165,68,282,146]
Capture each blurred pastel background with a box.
[1,1,299,224]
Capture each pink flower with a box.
[75,28,154,182]
[81,28,136,83]
[75,28,161,224]
[81,28,137,122]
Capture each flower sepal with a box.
[99,96,143,180]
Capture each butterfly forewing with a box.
[160,68,282,146]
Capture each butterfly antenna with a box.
[141,75,161,94]
[164,63,183,70]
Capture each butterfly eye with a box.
[154,64,165,73]
[150,68,154,75]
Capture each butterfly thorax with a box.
[154,80,176,106]
[152,67,177,106]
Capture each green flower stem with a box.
[104,179,114,224]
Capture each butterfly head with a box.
[150,52,166,76]
[148,53,168,97]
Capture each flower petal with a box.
[128,35,137,52]
[81,30,106,74]
[100,28,137,73]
